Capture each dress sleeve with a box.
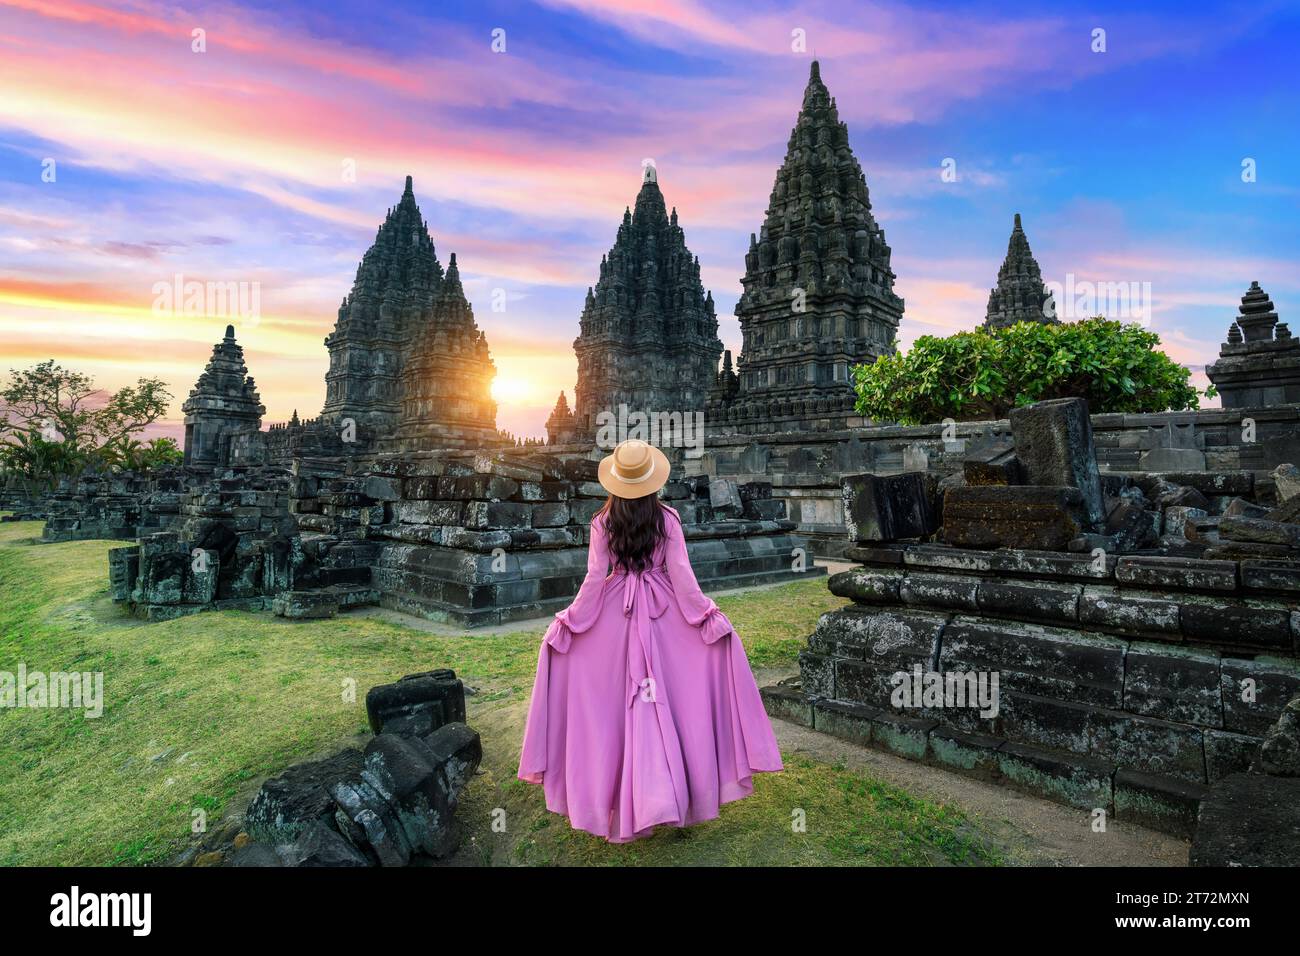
[663,507,735,644]
[544,511,612,652]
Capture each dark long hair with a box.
[599,494,667,573]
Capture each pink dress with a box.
[518,506,784,843]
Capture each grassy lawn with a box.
[0,516,1004,866]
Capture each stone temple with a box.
[982,213,1057,330]
[549,165,721,443]
[1206,281,1300,408]
[320,176,498,451]
[707,60,904,434]
[181,324,265,468]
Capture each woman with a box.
[518,439,783,843]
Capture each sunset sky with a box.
[1,0,1297,439]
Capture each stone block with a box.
[1190,773,1300,866]
[976,578,1081,624]
[1123,641,1222,727]
[365,669,466,737]
[1114,555,1238,592]
[708,478,743,518]
[1008,397,1105,527]
[899,571,979,611]
[996,741,1114,810]
[928,726,1004,776]
[1113,769,1206,838]
[1179,595,1292,650]
[868,711,935,759]
[798,650,834,698]
[1221,656,1300,738]
[760,684,813,726]
[1220,515,1300,548]
[1079,585,1181,635]
[941,485,1089,551]
[826,567,903,604]
[842,472,937,543]
[812,699,877,746]
[1204,729,1260,782]
[940,616,1125,707]
[962,441,1021,486]
[245,748,366,844]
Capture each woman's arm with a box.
[546,511,611,649]
[663,506,735,643]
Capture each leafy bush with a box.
[853,318,1210,426]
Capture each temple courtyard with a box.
[0,514,1185,867]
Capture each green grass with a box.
[0,516,1004,867]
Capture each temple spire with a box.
[982,213,1056,330]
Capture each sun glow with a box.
[491,376,535,403]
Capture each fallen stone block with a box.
[1220,515,1300,549]
[1008,397,1105,527]
[962,441,1021,486]
[842,472,938,543]
[941,485,1089,551]
[245,748,366,845]
[365,669,467,737]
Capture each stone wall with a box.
[109,449,823,627]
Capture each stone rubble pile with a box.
[190,670,481,868]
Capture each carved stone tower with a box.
[1206,281,1300,408]
[322,175,444,431]
[182,324,265,468]
[713,60,904,432]
[983,213,1057,329]
[568,167,722,440]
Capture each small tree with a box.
[0,360,174,485]
[853,318,1210,426]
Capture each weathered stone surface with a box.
[899,571,979,611]
[842,472,937,543]
[826,567,903,604]
[996,741,1113,810]
[759,684,813,727]
[1079,585,1181,635]
[1179,595,1292,650]
[812,605,945,666]
[799,650,834,698]
[929,726,1004,776]
[1113,769,1206,839]
[941,617,1125,707]
[999,691,1206,781]
[1114,555,1237,593]
[282,823,370,867]
[1220,515,1300,548]
[976,578,1081,624]
[245,748,366,845]
[1104,500,1159,551]
[903,544,1113,581]
[1008,397,1105,527]
[1256,696,1300,776]
[365,669,466,737]
[1204,729,1260,782]
[941,485,1088,551]
[812,699,877,746]
[1122,641,1221,727]
[1190,773,1300,866]
[962,441,1021,486]
[1273,463,1300,503]
[1220,656,1300,735]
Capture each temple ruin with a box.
[982,213,1058,329]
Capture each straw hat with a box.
[598,439,671,499]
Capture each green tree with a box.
[853,318,1211,426]
[0,360,174,484]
